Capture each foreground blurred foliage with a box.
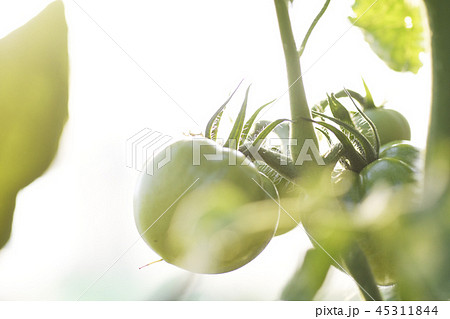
[0,1,69,249]
[279,156,450,300]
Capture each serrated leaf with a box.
[239,99,275,146]
[224,86,251,149]
[205,81,242,141]
[0,1,68,249]
[281,249,331,301]
[350,0,425,73]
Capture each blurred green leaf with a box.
[281,248,331,300]
[0,1,69,249]
[350,0,425,73]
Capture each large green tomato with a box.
[134,139,280,274]
[364,108,411,145]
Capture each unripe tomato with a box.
[358,157,417,285]
[273,198,301,236]
[379,141,421,168]
[330,153,418,286]
[134,139,279,274]
[360,158,416,196]
[364,108,411,145]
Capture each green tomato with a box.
[332,152,418,286]
[379,141,421,168]
[364,108,411,145]
[360,158,416,196]
[134,139,279,274]
[358,157,417,285]
[332,169,361,207]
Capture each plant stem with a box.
[423,0,450,189]
[344,243,383,301]
[274,0,318,174]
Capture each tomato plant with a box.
[132,0,449,300]
[1,0,448,303]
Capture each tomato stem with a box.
[274,0,318,173]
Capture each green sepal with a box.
[239,99,275,146]
[305,118,367,172]
[314,89,366,113]
[316,127,332,146]
[205,81,242,141]
[224,85,251,149]
[361,78,376,109]
[328,93,353,126]
[311,111,377,163]
[252,119,291,147]
[344,88,381,156]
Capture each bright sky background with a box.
[0,0,431,300]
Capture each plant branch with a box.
[298,0,331,57]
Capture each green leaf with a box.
[239,99,275,146]
[281,248,331,301]
[350,0,425,73]
[205,81,242,141]
[0,1,69,249]
[224,85,251,149]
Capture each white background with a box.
[0,0,431,300]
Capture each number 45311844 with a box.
[376,306,438,316]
